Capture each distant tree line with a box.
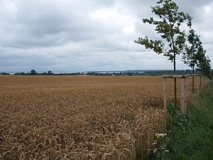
[0,72,10,75]
[12,70,86,76]
[13,70,54,75]
[86,70,202,76]
[86,72,133,76]
[2,69,213,76]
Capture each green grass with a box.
[152,83,213,160]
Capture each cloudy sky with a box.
[0,0,213,73]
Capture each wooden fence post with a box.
[186,76,189,97]
[201,76,204,87]
[163,77,167,111]
[163,75,187,114]
[181,77,187,114]
[196,75,199,93]
[184,77,187,113]
[162,74,210,115]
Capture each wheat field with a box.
[0,75,176,160]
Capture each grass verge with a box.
[152,83,213,160]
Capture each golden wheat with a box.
[0,75,180,159]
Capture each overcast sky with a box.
[0,0,213,73]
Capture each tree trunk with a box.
[174,54,177,108]
[192,63,195,93]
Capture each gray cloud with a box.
[0,0,212,72]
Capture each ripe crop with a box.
[0,76,176,159]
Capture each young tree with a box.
[182,29,202,92]
[135,0,192,107]
[196,46,212,79]
[183,29,201,73]
[202,57,212,79]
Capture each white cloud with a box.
[123,25,135,34]
[0,0,212,72]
